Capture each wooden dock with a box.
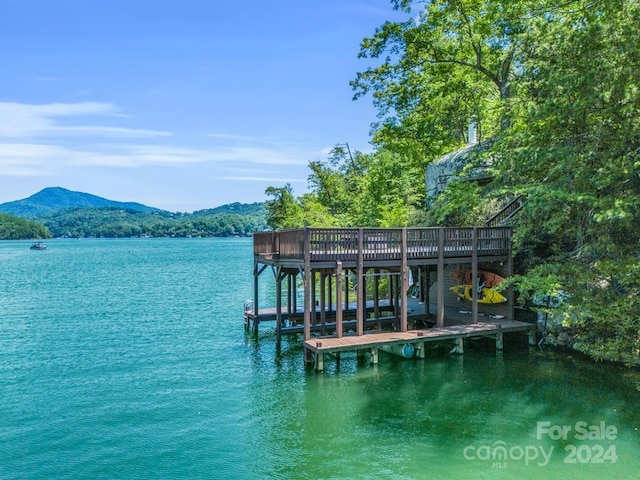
[302,319,536,371]
[248,226,532,371]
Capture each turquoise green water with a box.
[1,238,638,479]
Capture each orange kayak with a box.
[451,269,504,287]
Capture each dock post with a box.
[507,229,515,321]
[303,229,311,341]
[528,328,537,346]
[287,273,292,315]
[357,228,364,336]
[370,347,379,365]
[416,342,425,359]
[344,269,350,311]
[320,272,326,336]
[437,228,445,328]
[335,261,343,338]
[253,262,259,330]
[311,271,317,329]
[292,271,298,313]
[374,270,381,330]
[471,227,479,324]
[328,273,333,313]
[455,337,464,354]
[496,324,504,350]
[400,228,408,332]
[315,351,324,372]
[275,266,283,345]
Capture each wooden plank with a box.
[303,320,535,354]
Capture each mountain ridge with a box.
[0,187,165,218]
[0,187,267,239]
[0,187,266,219]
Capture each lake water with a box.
[1,238,638,479]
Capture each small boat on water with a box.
[30,241,47,250]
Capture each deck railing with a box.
[254,227,511,262]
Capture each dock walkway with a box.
[303,319,536,371]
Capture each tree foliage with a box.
[263,0,640,365]
[0,213,52,240]
[265,145,424,229]
[265,184,304,229]
[351,0,534,160]
[33,206,266,238]
[491,0,640,365]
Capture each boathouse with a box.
[246,227,536,370]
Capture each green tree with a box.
[352,0,534,159]
[0,213,52,239]
[356,149,424,226]
[264,184,303,229]
[490,0,640,365]
[349,0,640,364]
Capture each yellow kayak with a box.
[449,284,507,304]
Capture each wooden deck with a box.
[254,227,511,267]
[303,320,536,371]
[249,226,521,371]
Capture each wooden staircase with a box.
[486,195,526,227]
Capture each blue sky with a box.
[0,0,406,212]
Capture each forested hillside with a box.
[0,213,52,240]
[38,205,266,238]
[264,0,640,365]
[0,187,267,238]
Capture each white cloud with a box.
[0,144,63,176]
[0,143,207,173]
[0,101,322,176]
[0,142,313,173]
[75,145,213,167]
[0,101,171,138]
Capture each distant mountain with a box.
[0,187,165,218]
[0,187,267,238]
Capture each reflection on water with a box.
[248,329,639,480]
